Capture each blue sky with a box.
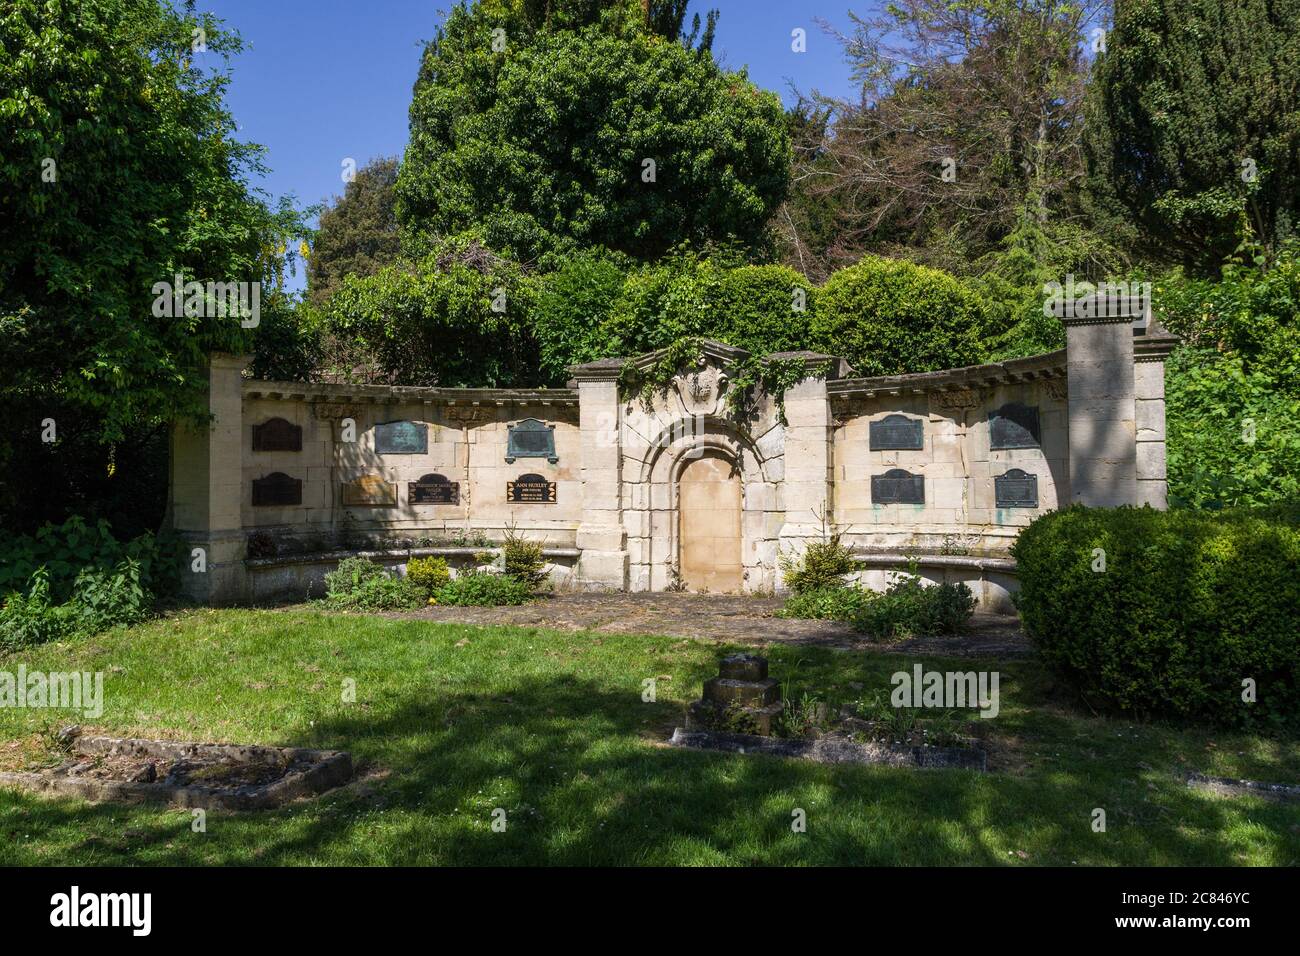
[202,1,869,290]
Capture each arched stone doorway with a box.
[678,451,743,592]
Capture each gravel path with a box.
[397,591,1033,658]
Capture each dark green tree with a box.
[1085,0,1300,272]
[307,156,401,308]
[396,4,788,263]
[0,0,304,533]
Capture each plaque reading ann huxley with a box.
[507,473,557,503]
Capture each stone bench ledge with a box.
[246,546,582,569]
[850,551,1018,573]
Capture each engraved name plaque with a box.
[869,414,924,451]
[342,474,397,507]
[506,418,558,463]
[994,468,1039,509]
[252,417,302,452]
[989,403,1041,450]
[507,473,557,503]
[375,421,428,455]
[409,473,460,505]
[252,472,302,507]
[871,468,925,505]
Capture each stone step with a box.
[703,676,779,707]
[687,699,784,737]
[718,653,768,681]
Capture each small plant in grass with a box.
[406,556,451,602]
[323,557,424,611]
[434,569,532,607]
[776,693,832,738]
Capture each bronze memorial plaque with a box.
[506,418,558,464]
[252,472,302,507]
[252,417,302,452]
[869,414,924,451]
[871,468,925,505]
[507,473,557,503]
[342,474,397,507]
[994,468,1039,509]
[409,473,459,505]
[989,402,1040,450]
[375,421,428,455]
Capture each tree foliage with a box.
[1084,0,1300,272]
[397,4,789,263]
[307,156,401,308]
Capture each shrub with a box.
[853,573,976,640]
[812,255,989,376]
[501,529,547,589]
[1012,505,1300,728]
[778,586,877,622]
[323,557,424,611]
[0,569,75,650]
[779,535,856,593]
[434,570,532,607]
[778,571,975,640]
[406,556,451,597]
[0,516,180,603]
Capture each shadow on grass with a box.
[2,667,1295,866]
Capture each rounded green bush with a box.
[812,255,988,376]
[1011,505,1300,728]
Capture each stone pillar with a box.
[574,375,628,589]
[1134,330,1179,509]
[777,374,834,586]
[169,353,250,605]
[1060,300,1139,507]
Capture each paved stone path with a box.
[403,592,1033,659]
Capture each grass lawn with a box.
[0,608,1297,866]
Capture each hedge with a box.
[1011,505,1300,729]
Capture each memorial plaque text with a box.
[989,403,1040,450]
[871,468,925,505]
[506,419,558,463]
[507,473,557,503]
[994,468,1039,508]
[375,421,428,455]
[252,417,302,453]
[869,414,924,451]
[252,472,302,507]
[409,473,460,505]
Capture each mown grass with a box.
[0,608,1296,866]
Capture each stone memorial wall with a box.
[169,301,1176,607]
